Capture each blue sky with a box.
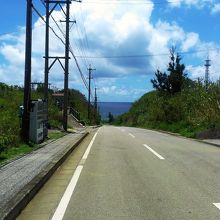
[1,0,220,102]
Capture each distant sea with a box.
[98,102,132,120]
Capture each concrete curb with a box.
[2,131,89,220]
[196,139,220,148]
[149,128,220,148]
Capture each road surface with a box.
[17,126,220,220]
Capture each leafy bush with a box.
[0,83,97,159]
[115,82,220,138]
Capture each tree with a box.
[151,70,170,93]
[151,47,187,94]
[108,112,114,123]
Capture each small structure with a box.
[29,99,47,143]
[204,57,211,89]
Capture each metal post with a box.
[63,0,70,131]
[87,65,95,123]
[44,0,49,135]
[94,87,97,111]
[204,57,211,91]
[88,67,92,123]
[22,0,32,142]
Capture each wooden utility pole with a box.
[44,0,50,134]
[94,87,97,111]
[63,0,71,131]
[22,0,32,142]
[87,65,95,123]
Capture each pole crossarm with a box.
[49,3,59,16]
[44,1,76,16]
[46,56,69,71]
[58,3,67,16]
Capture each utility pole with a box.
[42,0,77,131]
[94,87,98,124]
[44,0,49,135]
[63,0,71,131]
[31,0,80,132]
[94,87,97,111]
[22,0,32,142]
[88,65,95,123]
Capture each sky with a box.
[0,0,220,102]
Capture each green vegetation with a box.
[0,143,37,166]
[0,83,23,155]
[108,112,115,124]
[0,82,99,162]
[0,130,66,165]
[151,47,188,95]
[115,49,220,138]
[48,130,66,140]
[68,89,100,125]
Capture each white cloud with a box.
[167,0,220,14]
[0,44,24,66]
[168,0,214,8]
[0,0,220,101]
[186,65,204,80]
[211,3,220,14]
[181,32,199,52]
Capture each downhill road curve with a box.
[18,126,220,220]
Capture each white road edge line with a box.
[51,130,99,220]
[82,132,98,160]
[213,203,220,210]
[129,133,135,138]
[51,165,83,220]
[143,144,165,160]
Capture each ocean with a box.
[98,102,132,120]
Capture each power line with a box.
[39,0,66,38]
[74,48,220,59]
[35,3,66,45]
[70,13,90,69]
[81,0,181,5]
[38,0,93,97]
[70,7,98,97]
[79,5,91,63]
[69,44,90,91]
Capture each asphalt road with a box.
[18,126,220,220]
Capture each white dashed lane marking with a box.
[129,133,135,138]
[143,144,165,160]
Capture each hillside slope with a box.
[115,83,220,138]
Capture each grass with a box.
[0,130,66,166]
[0,144,37,166]
[115,83,220,139]
[48,130,66,140]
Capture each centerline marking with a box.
[143,144,165,160]
[129,133,135,138]
[51,130,99,220]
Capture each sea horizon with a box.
[97,101,133,120]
